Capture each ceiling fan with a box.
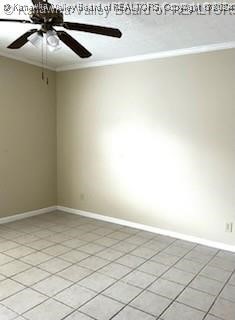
[0,0,122,58]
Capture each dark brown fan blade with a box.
[0,19,32,24]
[8,29,38,49]
[63,22,122,38]
[57,31,91,58]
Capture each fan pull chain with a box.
[41,33,49,86]
[41,33,44,82]
[45,36,49,85]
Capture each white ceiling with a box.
[0,0,235,71]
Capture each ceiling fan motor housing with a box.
[30,8,64,27]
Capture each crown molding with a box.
[56,41,235,72]
[1,41,235,72]
[0,51,56,71]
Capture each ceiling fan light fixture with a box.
[46,30,60,49]
[28,31,43,48]
[47,43,61,52]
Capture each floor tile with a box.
[228,273,235,286]
[55,284,96,308]
[0,274,6,281]
[185,251,212,264]
[111,241,137,253]
[210,298,235,320]
[0,304,18,320]
[193,245,218,256]
[0,260,31,277]
[108,231,130,241]
[26,239,53,250]
[95,237,119,247]
[64,311,93,319]
[58,250,89,263]
[216,251,235,262]
[99,262,131,279]
[122,270,156,289]
[33,275,72,296]
[142,239,168,251]
[79,243,105,254]
[204,315,223,320]
[112,305,155,320]
[24,298,72,320]
[79,295,124,320]
[162,268,195,285]
[78,233,101,242]
[39,257,71,273]
[0,253,14,266]
[20,252,51,266]
[161,302,205,320]
[149,278,185,299]
[78,256,110,271]
[200,266,231,283]
[12,267,50,286]
[1,213,233,320]
[151,252,180,266]
[42,244,70,256]
[138,261,169,276]
[95,248,123,261]
[103,281,142,303]
[130,291,171,316]
[173,240,196,249]
[0,279,25,301]
[174,259,205,274]
[62,239,88,249]
[156,235,176,245]
[0,241,20,252]
[190,275,224,296]
[79,272,116,292]
[15,235,41,244]
[58,265,92,282]
[4,246,35,259]
[163,245,190,257]
[131,246,158,259]
[209,257,235,272]
[125,235,149,245]
[33,229,55,238]
[2,288,46,314]
[177,287,215,312]
[116,254,145,269]
[220,284,235,303]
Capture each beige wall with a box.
[1,50,234,245]
[57,49,235,245]
[0,56,57,217]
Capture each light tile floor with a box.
[0,211,234,320]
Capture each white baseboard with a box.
[0,206,57,224]
[57,206,235,253]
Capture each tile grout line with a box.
[75,241,198,319]
[0,225,227,320]
[108,244,220,320]
[59,236,181,320]
[1,218,160,318]
[0,224,139,317]
[202,267,235,319]
[0,213,234,320]
[156,249,226,320]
